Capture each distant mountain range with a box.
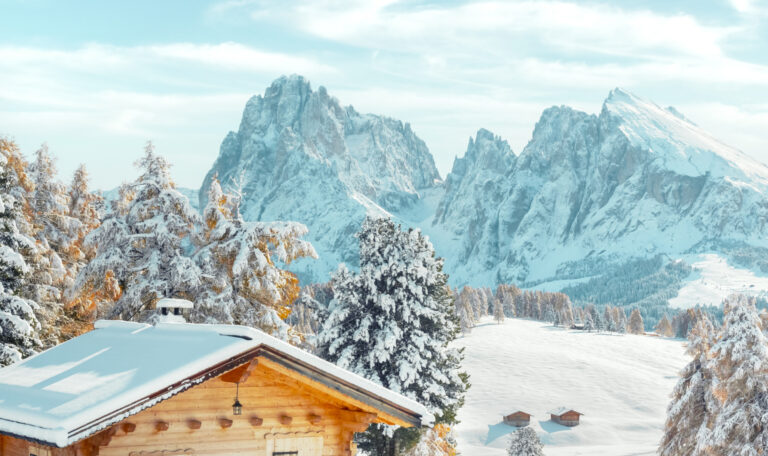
[197,76,768,308]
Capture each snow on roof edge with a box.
[146,321,434,425]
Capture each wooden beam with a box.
[256,356,414,427]
[187,419,202,430]
[337,409,378,423]
[279,415,293,425]
[249,416,264,427]
[219,418,233,429]
[155,421,169,432]
[120,422,136,434]
[220,358,258,384]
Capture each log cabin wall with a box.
[0,361,378,456]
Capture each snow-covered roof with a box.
[548,407,583,416]
[155,297,194,309]
[0,320,433,447]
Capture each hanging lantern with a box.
[232,382,243,415]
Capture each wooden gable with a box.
[0,354,417,456]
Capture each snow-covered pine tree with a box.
[615,307,628,333]
[0,138,41,365]
[659,313,714,456]
[507,427,544,456]
[705,295,768,455]
[493,295,505,324]
[26,144,74,345]
[542,307,554,324]
[655,314,674,337]
[317,216,468,455]
[628,308,644,334]
[73,143,201,321]
[583,312,594,332]
[193,176,316,340]
[588,305,604,332]
[496,284,520,318]
[604,306,617,332]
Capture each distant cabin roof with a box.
[0,320,433,447]
[548,407,583,416]
[505,410,531,416]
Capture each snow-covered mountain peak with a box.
[431,88,768,287]
[200,75,441,282]
[602,88,768,184]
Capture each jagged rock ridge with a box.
[199,75,441,282]
[433,88,768,286]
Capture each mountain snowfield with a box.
[454,317,688,455]
[199,75,768,307]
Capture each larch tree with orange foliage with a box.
[26,144,79,345]
[193,176,316,341]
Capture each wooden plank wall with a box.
[0,363,374,456]
[99,362,368,456]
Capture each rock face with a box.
[199,75,441,282]
[201,78,768,291]
[433,88,768,286]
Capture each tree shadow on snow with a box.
[485,421,518,445]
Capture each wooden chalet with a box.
[502,411,531,427]
[0,319,432,456]
[548,407,583,427]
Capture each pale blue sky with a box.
[2,0,768,190]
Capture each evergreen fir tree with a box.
[507,427,544,456]
[0,139,41,365]
[604,306,617,332]
[706,295,768,455]
[317,216,468,455]
[583,312,594,332]
[26,144,73,345]
[73,143,201,320]
[659,313,714,456]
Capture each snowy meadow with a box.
[455,317,688,456]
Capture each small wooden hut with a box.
[548,407,583,427]
[502,411,531,427]
[0,319,432,456]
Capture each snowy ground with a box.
[453,317,687,456]
[668,253,768,308]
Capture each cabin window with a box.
[29,444,51,456]
[265,435,323,456]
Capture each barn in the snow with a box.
[0,317,431,456]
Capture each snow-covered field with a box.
[669,253,768,308]
[454,318,688,456]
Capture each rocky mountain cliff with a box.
[200,78,768,307]
[433,89,768,289]
[199,75,441,282]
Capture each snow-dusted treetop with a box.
[0,320,433,448]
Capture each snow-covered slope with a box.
[433,89,768,287]
[199,75,440,282]
[454,317,687,455]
